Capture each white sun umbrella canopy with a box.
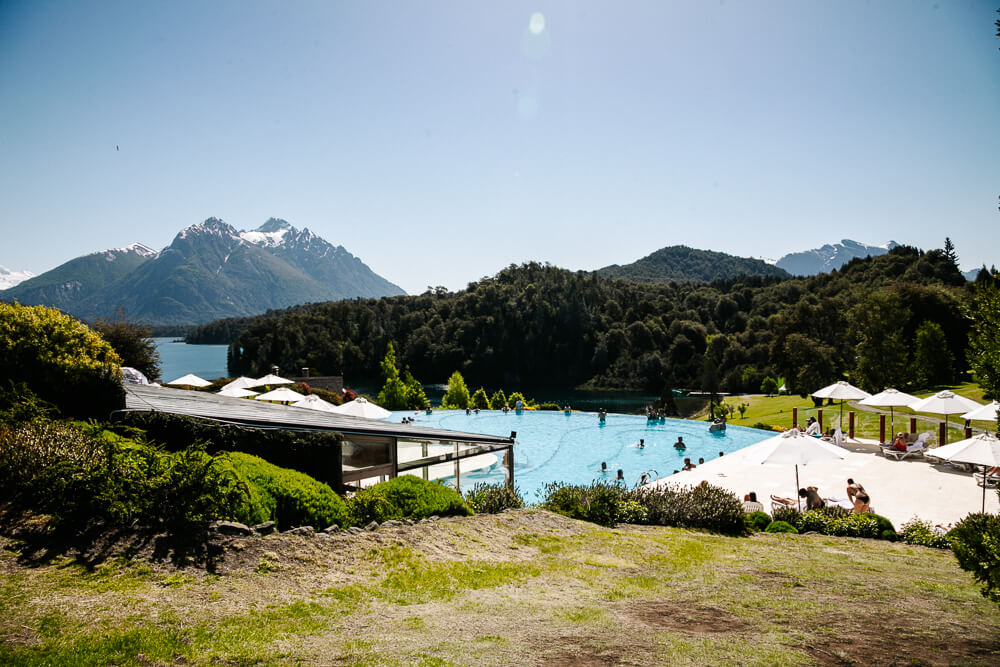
[961,401,1000,423]
[859,388,919,439]
[249,373,294,388]
[755,429,847,511]
[165,373,212,388]
[332,397,392,419]
[925,433,1000,512]
[812,381,871,431]
[909,391,982,445]
[254,387,305,403]
[217,386,259,398]
[292,394,340,413]
[221,376,258,391]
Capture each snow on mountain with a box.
[91,243,159,262]
[0,266,34,290]
[240,218,293,247]
[775,240,900,276]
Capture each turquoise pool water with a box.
[390,410,772,501]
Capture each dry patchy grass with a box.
[1,510,998,665]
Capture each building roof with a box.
[121,384,515,446]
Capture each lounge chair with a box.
[879,432,932,460]
[974,471,1000,488]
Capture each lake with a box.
[154,338,229,382]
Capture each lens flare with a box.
[529,12,545,34]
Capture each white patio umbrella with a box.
[812,381,871,431]
[221,376,258,391]
[249,373,294,388]
[254,387,305,404]
[859,388,919,440]
[165,373,212,388]
[755,429,846,511]
[909,391,982,445]
[961,401,1000,424]
[217,386,259,398]
[292,394,340,413]
[925,433,1000,512]
[332,397,392,419]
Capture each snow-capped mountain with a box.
[0,266,35,290]
[0,218,406,325]
[775,240,899,276]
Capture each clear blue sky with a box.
[1,1,997,294]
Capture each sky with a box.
[1,1,998,294]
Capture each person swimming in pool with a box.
[674,436,686,450]
[633,438,645,448]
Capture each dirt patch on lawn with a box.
[623,600,748,634]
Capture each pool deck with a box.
[652,436,999,529]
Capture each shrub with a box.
[0,303,123,418]
[541,481,627,527]
[898,518,953,550]
[470,388,492,410]
[441,371,471,409]
[228,452,350,529]
[870,514,896,535]
[771,505,800,527]
[93,310,161,381]
[880,529,898,542]
[347,487,399,525]
[765,521,798,534]
[536,403,561,411]
[797,510,832,533]
[616,499,648,524]
[352,475,471,523]
[508,392,530,409]
[489,389,508,410]
[949,513,1000,603]
[746,511,772,532]
[631,483,749,536]
[464,483,524,514]
[826,514,881,539]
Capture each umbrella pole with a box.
[840,400,845,432]
[795,464,801,512]
[984,465,987,514]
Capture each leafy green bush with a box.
[0,303,123,418]
[470,388,492,410]
[826,514,881,538]
[541,481,627,527]
[765,521,798,534]
[616,499,648,524]
[771,505,800,526]
[346,487,398,525]
[489,389,508,410]
[870,514,896,535]
[746,511,772,532]
[227,452,350,529]
[797,510,832,533]
[898,518,954,550]
[631,483,749,536]
[464,483,524,514]
[441,371,471,409]
[0,420,254,531]
[949,513,1000,603]
[880,529,898,542]
[350,475,471,524]
[0,383,57,424]
[507,392,531,409]
[536,403,561,411]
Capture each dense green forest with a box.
[193,246,977,396]
[597,245,790,283]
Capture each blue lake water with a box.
[389,409,771,501]
[154,338,229,381]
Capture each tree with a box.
[969,282,1000,400]
[403,368,429,410]
[441,371,471,409]
[849,291,910,391]
[0,303,123,417]
[377,343,410,410]
[489,389,508,410]
[93,308,161,380]
[943,237,958,269]
[470,388,491,410]
[760,376,779,396]
[912,321,953,387]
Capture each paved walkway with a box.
[652,437,999,529]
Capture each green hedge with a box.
[632,483,749,536]
[227,452,350,530]
[540,481,628,527]
[949,513,1000,603]
[464,483,525,514]
[746,511,772,532]
[348,475,471,525]
[765,521,798,534]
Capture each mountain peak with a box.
[240,218,296,247]
[776,239,898,276]
[257,218,293,233]
[0,265,35,290]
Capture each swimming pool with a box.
[389,410,773,500]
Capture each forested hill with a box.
[208,245,971,397]
[596,246,790,283]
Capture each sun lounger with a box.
[879,432,932,460]
[974,472,1000,488]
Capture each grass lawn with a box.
[1,510,998,665]
[719,382,993,444]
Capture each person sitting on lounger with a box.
[804,417,821,436]
[772,487,825,510]
[893,432,906,451]
[742,492,764,513]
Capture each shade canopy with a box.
[292,394,340,413]
[859,388,918,408]
[221,376,258,391]
[249,373,294,387]
[812,381,871,401]
[928,433,1000,468]
[755,429,847,467]
[254,387,305,403]
[909,391,981,416]
[332,396,392,419]
[165,373,212,387]
[217,386,259,398]
[122,367,151,385]
[961,401,1000,422]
